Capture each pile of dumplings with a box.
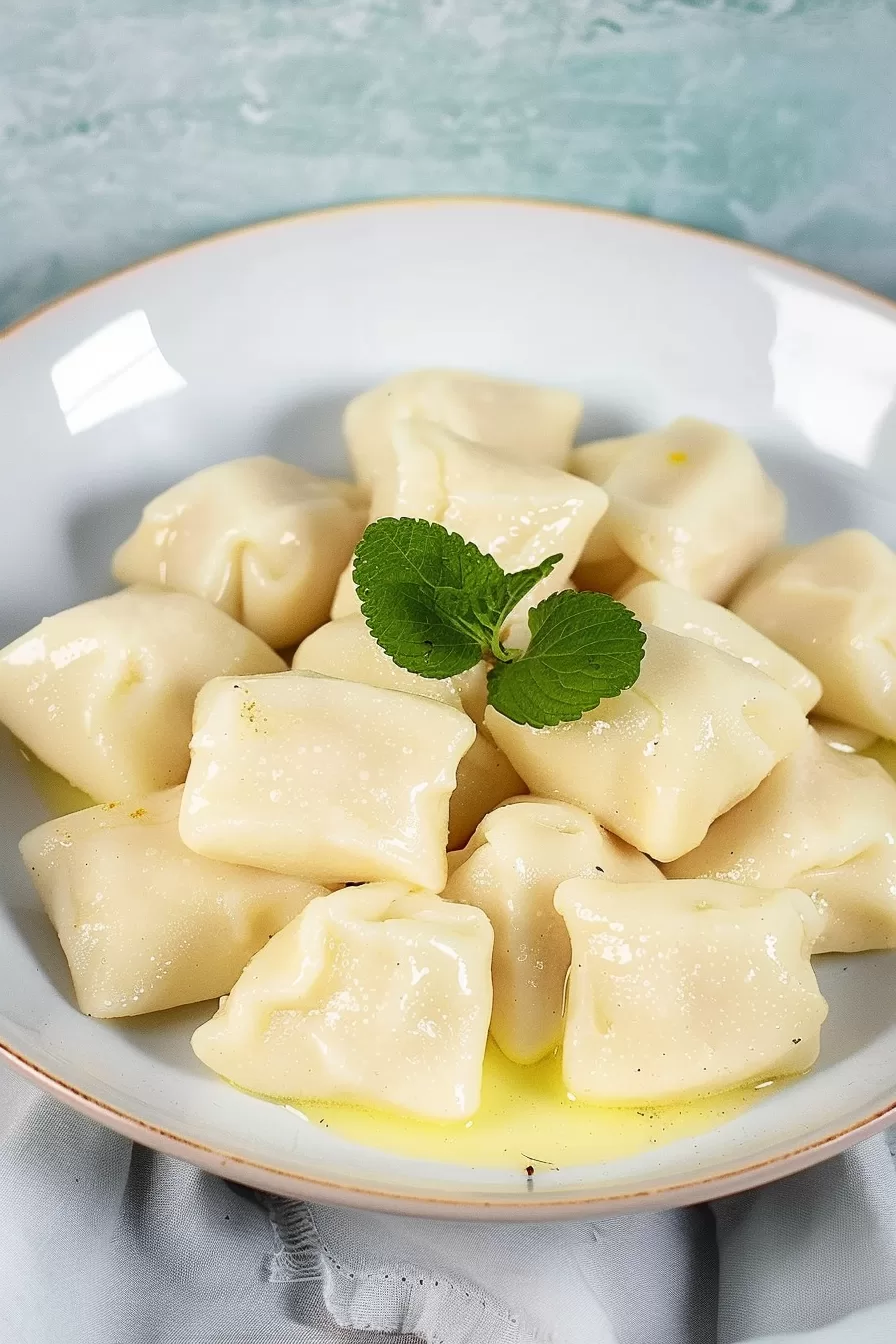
[5,370,896,1128]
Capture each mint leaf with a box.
[353,518,560,678]
[353,517,646,726]
[487,589,646,728]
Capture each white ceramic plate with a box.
[2,199,896,1219]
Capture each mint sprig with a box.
[353,517,645,728]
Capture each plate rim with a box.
[3,194,896,1218]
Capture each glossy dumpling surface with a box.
[294,614,516,848]
[555,877,826,1104]
[180,671,476,889]
[294,613,487,722]
[344,369,583,488]
[485,626,808,862]
[624,579,821,713]
[666,728,896,953]
[0,587,284,800]
[444,799,663,1064]
[332,419,607,618]
[20,787,326,1018]
[731,529,896,739]
[191,882,493,1120]
[571,418,785,601]
[112,455,366,648]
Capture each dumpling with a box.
[293,614,516,848]
[731,530,896,738]
[179,671,476,890]
[444,799,663,1064]
[20,787,326,1018]
[294,613,487,723]
[112,456,366,648]
[666,728,896,954]
[344,369,583,489]
[0,587,284,801]
[332,419,607,619]
[446,734,526,851]
[485,626,808,862]
[570,418,786,601]
[555,877,827,1104]
[624,579,821,713]
[191,882,493,1120]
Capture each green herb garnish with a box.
[353,517,646,729]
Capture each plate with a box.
[2,198,896,1219]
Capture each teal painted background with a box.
[2,0,895,328]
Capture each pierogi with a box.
[555,877,826,1103]
[21,787,326,1017]
[0,587,284,800]
[667,728,896,954]
[113,456,366,648]
[179,671,476,890]
[344,369,583,488]
[732,530,896,739]
[191,882,493,1120]
[485,626,808,862]
[570,418,785,601]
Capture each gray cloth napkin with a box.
[2,1063,896,1344]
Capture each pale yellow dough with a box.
[113,455,366,649]
[20,787,326,1018]
[331,418,607,619]
[624,579,821,713]
[444,798,663,1064]
[571,418,785,600]
[732,529,896,739]
[293,614,518,848]
[485,626,808,862]
[344,369,583,488]
[191,882,494,1121]
[179,671,476,889]
[555,877,826,1104]
[0,586,284,801]
[666,728,896,953]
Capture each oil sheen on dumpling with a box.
[20,787,326,1018]
[294,613,487,722]
[331,419,607,619]
[191,882,493,1120]
[555,877,827,1104]
[0,587,284,801]
[570,418,785,601]
[179,671,476,890]
[113,456,367,648]
[624,580,821,713]
[293,615,518,848]
[344,369,583,489]
[731,530,896,739]
[444,799,663,1064]
[485,626,808,863]
[666,728,896,953]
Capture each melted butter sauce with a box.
[19,742,786,1170]
[292,1043,778,1169]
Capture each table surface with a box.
[2,0,895,330]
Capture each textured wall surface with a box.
[2,0,895,329]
